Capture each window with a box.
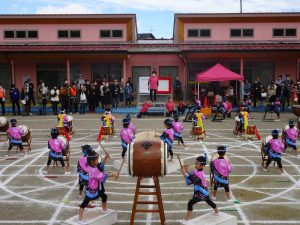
[230,29,253,37]
[112,30,123,38]
[28,30,38,38]
[100,30,110,38]
[273,28,297,37]
[16,31,26,38]
[286,29,296,37]
[4,31,14,38]
[188,29,198,37]
[100,29,124,38]
[58,30,69,38]
[70,30,80,38]
[187,29,211,38]
[200,29,211,37]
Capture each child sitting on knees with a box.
[137,99,152,118]
[177,100,186,116]
[165,97,177,117]
[7,119,24,156]
[181,155,219,222]
[79,151,119,225]
[263,129,285,174]
[211,146,232,202]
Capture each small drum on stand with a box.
[191,126,205,141]
[244,125,256,140]
[67,115,74,134]
[56,126,66,136]
[210,153,230,192]
[101,126,112,141]
[0,117,9,141]
[18,125,32,152]
[56,135,70,167]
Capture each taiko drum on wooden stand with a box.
[127,131,167,225]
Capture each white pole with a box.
[197,83,200,99]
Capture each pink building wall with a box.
[0,24,127,42]
[14,61,36,88]
[184,22,300,41]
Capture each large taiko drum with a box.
[192,126,203,136]
[18,125,31,142]
[0,117,8,132]
[57,135,69,156]
[67,115,74,134]
[128,131,168,178]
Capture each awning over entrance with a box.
[195,63,244,82]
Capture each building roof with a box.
[137,33,156,39]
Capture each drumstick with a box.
[115,158,125,180]
[176,154,186,178]
[98,141,110,159]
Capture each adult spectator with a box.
[148,71,159,102]
[124,82,133,107]
[111,79,121,109]
[77,74,85,89]
[79,85,87,114]
[275,75,283,98]
[9,84,20,116]
[103,81,111,109]
[127,77,134,102]
[60,82,69,113]
[173,76,182,100]
[50,86,60,115]
[258,84,266,111]
[27,78,35,106]
[37,86,47,115]
[281,74,293,112]
[267,80,277,103]
[69,82,78,114]
[252,77,262,107]
[94,80,101,108]
[99,81,105,108]
[0,84,5,116]
[21,82,30,116]
[243,79,251,100]
[296,79,300,104]
[88,83,96,112]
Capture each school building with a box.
[0,13,300,100]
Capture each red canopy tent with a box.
[196,63,244,82]
[195,63,244,104]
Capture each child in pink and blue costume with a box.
[160,119,174,160]
[7,119,24,155]
[120,118,135,159]
[211,146,232,201]
[44,128,70,174]
[77,144,93,197]
[181,155,219,222]
[284,121,298,151]
[126,114,136,134]
[79,151,119,224]
[172,114,185,147]
[263,129,285,174]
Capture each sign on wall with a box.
[138,76,172,94]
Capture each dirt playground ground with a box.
[0,112,300,225]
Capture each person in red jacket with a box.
[148,71,159,102]
[137,99,152,118]
[165,97,176,117]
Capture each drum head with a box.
[67,115,73,122]
[235,116,240,122]
[18,125,28,135]
[57,135,67,145]
[265,135,273,144]
[0,117,7,126]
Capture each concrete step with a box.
[62,208,117,225]
[181,212,237,225]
